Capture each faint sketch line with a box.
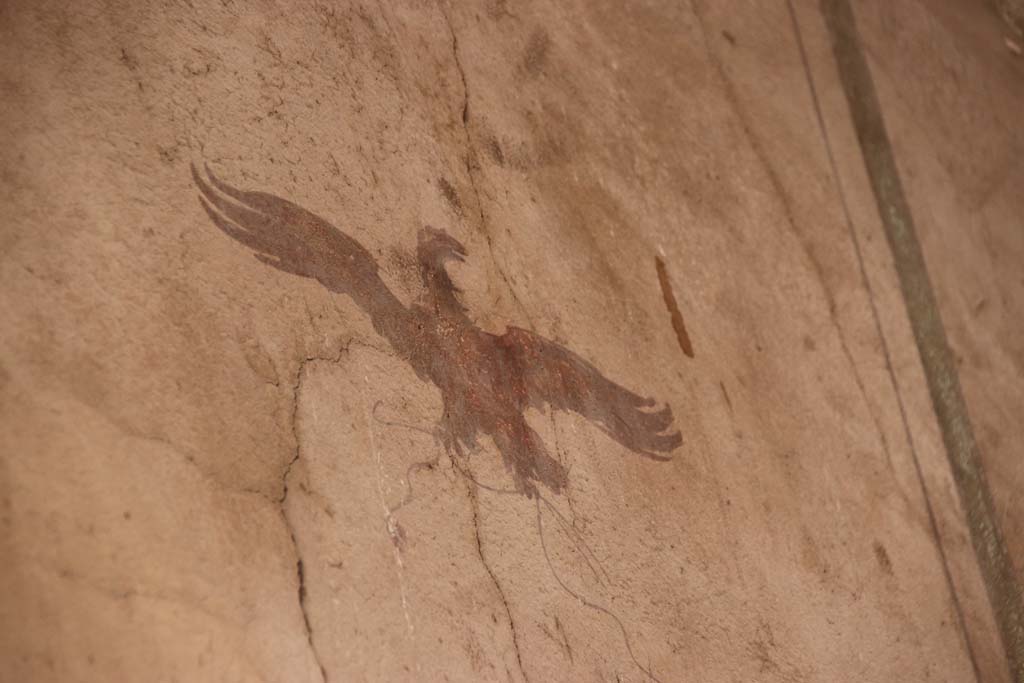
[371,400,441,516]
[690,0,903,496]
[785,1,982,678]
[536,496,663,683]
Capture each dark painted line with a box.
[818,0,1024,678]
[655,256,695,358]
[784,2,981,679]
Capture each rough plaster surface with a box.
[0,1,1020,681]
[858,0,1024,587]
[996,0,1024,35]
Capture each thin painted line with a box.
[783,3,981,678]
[806,0,1024,679]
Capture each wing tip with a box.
[638,448,675,462]
[192,161,218,204]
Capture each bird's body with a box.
[193,164,681,497]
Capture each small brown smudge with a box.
[873,541,893,574]
[437,177,463,216]
[119,47,139,71]
[655,256,695,358]
[487,136,505,166]
[523,29,551,77]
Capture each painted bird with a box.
[192,164,681,498]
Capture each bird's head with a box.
[417,226,467,270]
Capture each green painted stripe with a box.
[819,0,1024,678]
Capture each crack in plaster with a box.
[460,466,531,683]
[367,399,416,639]
[281,348,351,683]
[437,7,532,680]
[439,4,535,332]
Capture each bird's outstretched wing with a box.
[497,326,682,460]
[193,164,412,346]
[193,163,382,298]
